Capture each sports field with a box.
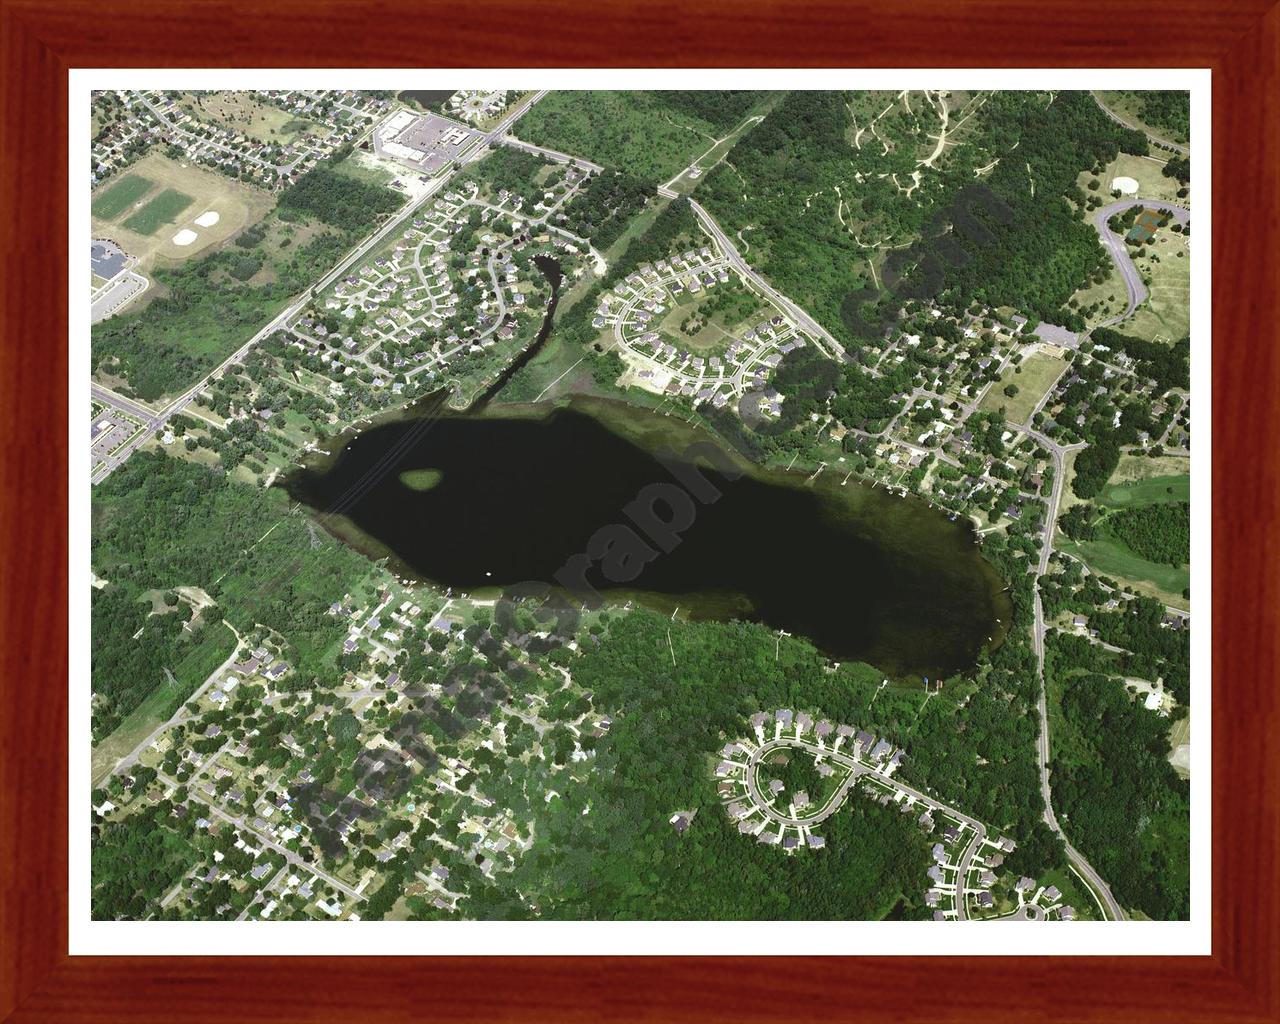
[92,174,155,220]
[121,188,194,235]
[90,152,275,272]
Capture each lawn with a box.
[1059,454,1192,606]
[1096,472,1189,508]
[1058,535,1188,606]
[979,351,1068,423]
[122,188,195,235]
[1123,229,1191,343]
[1079,151,1188,206]
[92,174,155,220]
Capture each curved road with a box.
[743,736,990,919]
[1090,92,1189,157]
[1091,199,1191,327]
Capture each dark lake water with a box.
[285,402,1010,677]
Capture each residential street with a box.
[1027,429,1126,921]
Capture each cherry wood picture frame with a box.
[3,1,1276,1020]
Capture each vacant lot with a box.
[92,174,155,220]
[179,90,316,144]
[979,350,1067,423]
[122,188,194,235]
[91,152,275,273]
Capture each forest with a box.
[497,611,934,919]
[1046,639,1190,920]
[91,452,373,739]
[276,164,401,233]
[1106,502,1190,566]
[93,803,200,919]
[559,168,655,249]
[516,92,766,182]
[1134,91,1191,142]
[888,92,1145,326]
[699,90,1145,358]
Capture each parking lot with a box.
[374,111,478,174]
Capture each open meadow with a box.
[178,90,316,144]
[979,350,1068,423]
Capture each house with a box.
[976,891,994,909]
[932,843,948,863]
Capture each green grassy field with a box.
[979,351,1068,423]
[122,188,195,235]
[1124,230,1191,343]
[1096,473,1189,507]
[1059,464,1191,605]
[92,174,155,220]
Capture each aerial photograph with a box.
[88,86,1193,924]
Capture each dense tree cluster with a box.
[560,168,655,249]
[93,804,200,919]
[92,453,371,738]
[500,611,933,919]
[1047,639,1189,920]
[276,165,400,233]
[889,93,1145,326]
[1107,502,1190,566]
[758,348,841,434]
[1132,91,1191,142]
[1070,431,1122,499]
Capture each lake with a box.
[285,400,1010,677]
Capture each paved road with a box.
[90,92,548,486]
[686,198,846,360]
[1027,429,1126,921]
[501,134,603,172]
[95,621,243,787]
[1090,92,1190,157]
[159,770,366,904]
[743,734,992,919]
[1091,199,1191,327]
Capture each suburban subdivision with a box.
[89,87,1193,923]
